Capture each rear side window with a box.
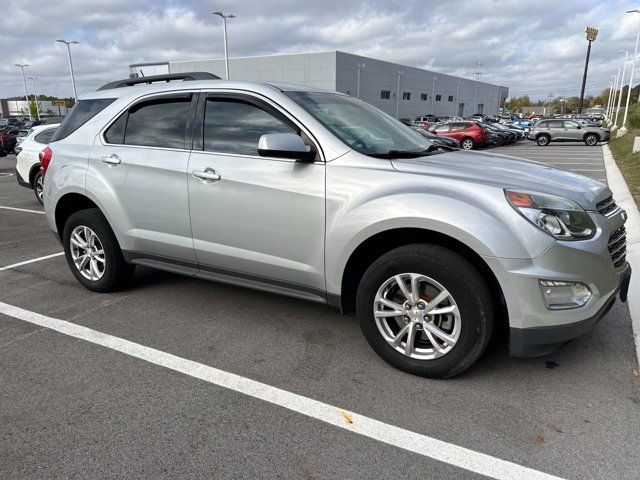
[548,120,563,128]
[34,128,57,144]
[51,98,115,141]
[104,95,192,149]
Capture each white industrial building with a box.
[130,51,508,119]
[0,99,69,117]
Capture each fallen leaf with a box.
[632,369,639,378]
[551,425,563,433]
[534,434,544,444]
[336,408,353,424]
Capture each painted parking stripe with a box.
[0,301,564,480]
[0,252,64,272]
[0,205,45,215]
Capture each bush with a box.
[625,103,640,129]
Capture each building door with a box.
[458,103,464,116]
[477,104,484,114]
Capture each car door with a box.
[545,120,563,140]
[87,92,197,264]
[187,92,326,297]
[563,120,583,140]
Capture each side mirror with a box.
[258,133,316,161]
[576,125,582,129]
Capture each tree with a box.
[29,100,39,119]
[505,95,531,112]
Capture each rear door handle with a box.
[192,168,221,182]
[101,154,121,165]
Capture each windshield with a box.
[284,91,432,156]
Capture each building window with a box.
[420,93,428,101]
[381,90,391,100]
[448,95,454,102]
[402,92,411,100]
[436,95,442,102]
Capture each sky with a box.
[1,0,639,101]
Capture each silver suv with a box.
[42,74,631,378]
[529,119,610,146]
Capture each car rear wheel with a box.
[460,137,475,150]
[584,134,599,146]
[536,134,550,146]
[33,171,44,205]
[63,208,135,292]
[356,244,494,378]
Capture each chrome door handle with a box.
[192,169,221,182]
[101,154,121,165]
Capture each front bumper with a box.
[510,265,630,356]
[482,208,629,357]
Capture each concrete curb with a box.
[602,144,640,369]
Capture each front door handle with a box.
[101,154,121,165]
[192,168,221,182]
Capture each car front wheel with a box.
[356,244,494,378]
[584,134,599,146]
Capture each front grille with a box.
[596,196,618,216]
[608,227,627,268]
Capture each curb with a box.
[602,144,640,369]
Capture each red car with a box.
[429,121,491,150]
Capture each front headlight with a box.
[505,190,596,240]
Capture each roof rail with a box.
[97,72,220,91]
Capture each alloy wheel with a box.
[35,175,44,202]
[373,273,461,360]
[70,225,106,281]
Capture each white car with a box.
[15,123,59,204]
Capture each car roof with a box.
[80,79,336,101]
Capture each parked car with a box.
[0,127,20,153]
[430,121,491,149]
[42,73,630,379]
[15,123,59,204]
[488,123,521,142]
[529,119,610,146]
[481,123,514,145]
[412,127,459,148]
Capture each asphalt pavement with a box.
[0,145,638,480]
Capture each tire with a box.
[495,137,504,147]
[536,134,550,146]
[356,244,494,379]
[584,134,599,146]
[32,171,44,205]
[62,208,135,292]
[460,137,475,150]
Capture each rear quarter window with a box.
[51,98,115,141]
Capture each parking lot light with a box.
[615,50,628,126]
[622,10,640,131]
[608,75,618,118]
[56,40,79,102]
[606,81,614,118]
[213,11,235,80]
[14,64,32,121]
[578,26,598,113]
[610,68,621,125]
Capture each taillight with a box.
[39,146,52,177]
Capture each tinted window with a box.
[564,120,580,129]
[125,97,191,149]
[204,99,293,155]
[34,128,56,144]
[548,120,563,128]
[51,98,115,141]
[104,112,127,144]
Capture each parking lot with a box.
[0,144,638,479]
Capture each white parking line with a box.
[0,301,564,480]
[0,252,64,272]
[0,205,45,215]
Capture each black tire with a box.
[356,244,494,379]
[536,134,550,146]
[62,208,135,292]
[32,171,44,205]
[584,134,599,146]
[460,137,475,150]
[495,136,505,147]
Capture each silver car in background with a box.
[42,74,630,378]
[529,118,610,146]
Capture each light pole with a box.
[615,50,629,126]
[474,85,478,113]
[14,64,32,121]
[430,76,437,114]
[612,67,621,124]
[622,9,640,131]
[578,26,598,113]
[213,11,235,80]
[56,39,79,102]
[606,82,614,118]
[608,75,618,118]
[395,70,403,119]
[28,77,40,120]
[356,62,365,99]
[454,81,461,117]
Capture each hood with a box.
[391,150,611,210]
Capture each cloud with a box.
[0,0,637,101]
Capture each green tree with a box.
[29,100,39,119]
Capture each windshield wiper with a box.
[369,148,433,159]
